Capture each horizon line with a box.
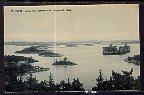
[4,40,140,43]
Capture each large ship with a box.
[103,44,130,55]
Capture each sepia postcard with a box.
[3,4,140,93]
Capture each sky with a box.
[4,4,139,42]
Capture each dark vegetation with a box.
[65,44,78,47]
[124,54,140,65]
[5,55,49,76]
[84,44,95,46]
[5,67,140,92]
[5,72,85,92]
[92,69,140,91]
[5,55,140,91]
[15,46,63,57]
[52,57,77,65]
[39,51,63,57]
[5,55,38,63]
[15,46,46,54]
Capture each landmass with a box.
[5,55,38,63]
[52,57,77,65]
[39,51,63,57]
[124,54,140,65]
[65,44,78,47]
[4,40,139,46]
[84,43,95,46]
[5,55,49,76]
[15,46,63,57]
[15,46,47,54]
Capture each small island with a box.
[52,57,77,65]
[39,51,63,57]
[15,46,47,54]
[65,44,78,47]
[84,43,95,46]
[124,54,140,65]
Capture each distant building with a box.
[103,44,130,55]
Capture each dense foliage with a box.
[5,66,140,92]
[5,55,38,63]
[15,46,63,57]
[5,73,85,92]
[39,51,62,57]
[5,55,50,91]
[5,55,140,91]
[5,55,49,75]
[92,69,140,91]
[52,57,77,65]
[15,46,46,54]
[124,54,140,65]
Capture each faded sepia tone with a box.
[4,4,139,42]
[4,4,140,92]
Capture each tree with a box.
[48,73,56,91]
[63,57,67,61]
[58,78,73,91]
[133,76,140,90]
[110,68,134,90]
[92,69,139,91]
[24,73,39,91]
[72,78,85,91]
[38,80,49,91]
[92,69,105,91]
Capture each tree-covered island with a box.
[84,43,95,46]
[52,57,77,65]
[124,54,140,65]
[65,44,78,47]
[15,46,63,57]
[39,51,63,57]
[15,46,47,54]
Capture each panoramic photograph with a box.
[4,4,140,92]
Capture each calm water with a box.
[4,43,140,90]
